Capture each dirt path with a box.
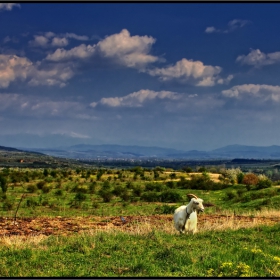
[0,214,279,237]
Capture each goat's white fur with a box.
[173,197,204,234]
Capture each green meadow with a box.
[0,165,280,277]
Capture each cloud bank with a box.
[222,84,280,102]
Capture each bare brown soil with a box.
[1,213,279,237]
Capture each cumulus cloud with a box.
[51,37,69,47]
[46,44,96,61]
[90,89,181,108]
[222,84,280,102]
[0,3,20,11]
[236,49,280,67]
[205,19,251,34]
[29,35,49,47]
[46,29,160,69]
[29,32,89,48]
[0,54,75,88]
[146,58,223,86]
[28,63,75,88]
[0,55,32,88]
[96,29,159,69]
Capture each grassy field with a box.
[0,223,280,277]
[0,166,280,276]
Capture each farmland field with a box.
[0,164,280,276]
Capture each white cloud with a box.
[205,19,250,34]
[52,131,91,139]
[0,55,32,88]
[217,74,234,85]
[28,63,75,88]
[96,29,159,69]
[0,93,86,117]
[0,3,20,11]
[236,49,280,67]
[64,33,89,41]
[0,54,76,88]
[205,26,220,33]
[90,89,181,108]
[46,29,160,69]
[29,35,49,47]
[222,84,280,102]
[29,32,89,48]
[46,44,96,61]
[51,37,69,47]
[146,58,222,86]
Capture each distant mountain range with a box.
[18,144,280,160]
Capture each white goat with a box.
[173,194,204,234]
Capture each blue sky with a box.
[1,2,280,150]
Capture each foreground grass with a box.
[1,224,280,277]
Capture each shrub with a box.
[141,191,158,202]
[154,204,177,214]
[25,198,38,208]
[242,173,259,188]
[158,190,182,203]
[88,182,97,194]
[166,181,177,189]
[0,175,8,193]
[37,181,46,189]
[256,175,272,189]
[112,185,124,196]
[145,182,166,192]
[27,184,37,193]
[98,189,113,203]
[2,200,13,211]
[182,166,193,173]
[119,190,131,202]
[54,189,63,196]
[74,192,87,202]
[225,190,237,201]
[42,185,51,193]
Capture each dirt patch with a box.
[0,214,279,237]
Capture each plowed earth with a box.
[1,214,279,237]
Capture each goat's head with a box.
[187,193,204,213]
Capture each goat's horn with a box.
[187,193,198,199]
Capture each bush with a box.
[112,185,124,196]
[154,204,177,214]
[166,181,177,189]
[74,192,87,202]
[42,185,51,193]
[145,182,166,192]
[88,182,97,194]
[26,198,39,208]
[119,190,131,202]
[2,200,13,211]
[132,185,143,197]
[158,190,182,203]
[256,178,272,190]
[0,175,7,193]
[54,189,63,196]
[37,181,46,189]
[98,189,113,203]
[27,184,37,193]
[225,190,237,201]
[141,191,159,202]
[242,173,259,188]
